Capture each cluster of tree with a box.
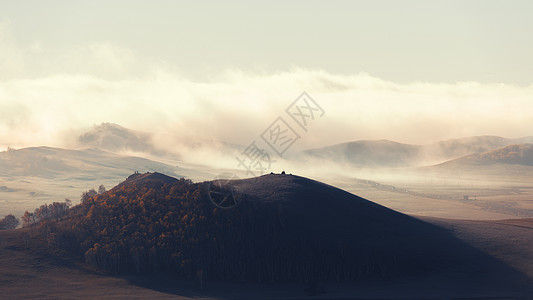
[37,174,414,283]
[0,214,19,229]
[81,185,106,203]
[21,184,106,228]
[22,199,72,227]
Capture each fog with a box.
[2,19,533,173]
[2,67,533,154]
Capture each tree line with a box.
[1,184,107,230]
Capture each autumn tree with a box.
[21,199,72,227]
[98,184,106,195]
[21,211,36,227]
[81,188,98,203]
[0,214,19,229]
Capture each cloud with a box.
[1,22,533,169]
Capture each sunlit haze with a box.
[1,0,532,155]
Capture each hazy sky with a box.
[1,0,532,152]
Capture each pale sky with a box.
[2,0,533,83]
[0,0,532,152]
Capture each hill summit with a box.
[77,123,166,155]
[120,172,180,187]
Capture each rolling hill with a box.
[441,143,533,166]
[0,147,193,217]
[39,172,530,286]
[427,143,533,172]
[303,139,422,168]
[0,146,182,179]
[430,135,533,160]
[424,143,533,178]
[302,136,533,168]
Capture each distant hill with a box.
[78,123,164,155]
[0,146,183,180]
[303,139,422,168]
[43,172,514,283]
[437,144,533,167]
[77,123,246,159]
[0,146,192,216]
[429,136,533,160]
[302,136,533,168]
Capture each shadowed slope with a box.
[46,173,531,286]
[231,174,529,276]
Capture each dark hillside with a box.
[41,173,530,285]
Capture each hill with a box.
[302,136,533,168]
[430,135,525,159]
[428,143,533,173]
[38,172,530,286]
[303,139,422,168]
[3,173,533,298]
[77,123,162,155]
[446,144,533,166]
[0,147,182,178]
[0,147,190,216]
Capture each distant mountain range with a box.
[74,123,533,169]
[302,136,533,168]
